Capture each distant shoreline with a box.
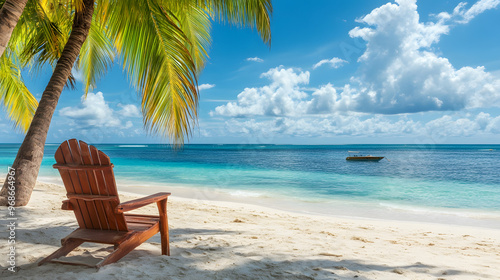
[37,175,500,230]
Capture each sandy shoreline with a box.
[37,175,500,230]
[1,181,500,279]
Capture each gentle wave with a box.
[4,143,500,228]
[226,190,265,198]
[379,203,500,219]
[117,145,149,148]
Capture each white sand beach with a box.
[1,180,499,280]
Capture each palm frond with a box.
[98,0,272,144]
[215,0,272,46]
[0,51,38,132]
[104,0,198,144]
[170,3,211,72]
[187,0,272,46]
[76,15,115,94]
[162,0,272,45]
[19,0,72,71]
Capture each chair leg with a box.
[38,239,84,266]
[157,199,170,256]
[96,237,143,268]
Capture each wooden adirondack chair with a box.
[38,139,170,268]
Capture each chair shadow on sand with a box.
[3,222,484,280]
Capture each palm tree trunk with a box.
[0,0,28,58]
[0,0,95,206]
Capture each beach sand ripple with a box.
[1,181,499,279]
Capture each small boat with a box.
[346,151,384,161]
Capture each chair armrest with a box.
[61,200,74,210]
[115,192,171,214]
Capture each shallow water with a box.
[2,144,499,228]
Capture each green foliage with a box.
[2,0,272,142]
[75,16,115,95]
[19,0,72,71]
[0,50,38,131]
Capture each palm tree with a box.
[0,0,94,206]
[0,0,29,58]
[0,0,272,206]
[0,0,80,57]
[1,0,74,133]
[0,0,43,132]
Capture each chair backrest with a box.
[54,139,128,231]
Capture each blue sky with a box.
[2,0,500,144]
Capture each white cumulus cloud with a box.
[443,0,500,24]
[212,67,310,117]
[246,57,264,63]
[118,104,141,117]
[346,0,500,114]
[221,112,500,139]
[198,84,216,91]
[313,57,348,69]
[125,121,133,129]
[209,0,500,141]
[60,92,121,128]
[59,92,140,134]
[224,114,422,137]
[214,0,500,118]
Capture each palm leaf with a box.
[19,0,72,71]
[0,50,38,132]
[75,15,115,94]
[182,0,272,45]
[2,0,272,142]
[104,0,198,144]
[163,0,272,45]
[16,0,78,90]
[170,3,212,72]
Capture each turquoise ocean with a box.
[1,144,499,228]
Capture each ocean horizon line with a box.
[2,142,500,146]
